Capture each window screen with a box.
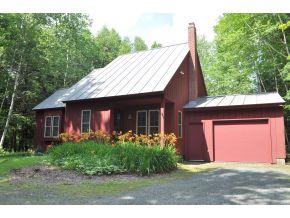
[137,111,147,135]
[149,110,159,135]
[52,116,60,137]
[81,110,91,133]
[44,116,52,137]
[44,116,60,137]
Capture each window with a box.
[178,111,182,138]
[136,110,147,135]
[114,111,122,132]
[149,110,159,135]
[136,110,160,135]
[52,116,60,137]
[81,110,91,133]
[44,116,60,138]
[44,116,52,137]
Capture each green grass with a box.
[0,155,45,176]
[48,141,180,176]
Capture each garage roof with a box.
[183,92,285,109]
[33,88,68,110]
[63,43,189,102]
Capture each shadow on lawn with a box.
[105,168,290,205]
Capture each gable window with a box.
[44,116,60,138]
[178,111,182,138]
[149,110,159,135]
[136,110,147,135]
[81,110,91,133]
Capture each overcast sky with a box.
[1,0,289,47]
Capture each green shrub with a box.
[48,141,180,176]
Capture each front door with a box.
[187,123,207,161]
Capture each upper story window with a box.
[44,116,60,138]
[81,110,91,133]
[178,111,182,138]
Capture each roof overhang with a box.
[183,103,285,112]
[62,91,164,104]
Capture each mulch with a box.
[9,166,139,185]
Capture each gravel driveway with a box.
[94,166,290,205]
[1,164,290,204]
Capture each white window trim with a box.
[148,110,160,135]
[44,115,60,138]
[81,110,91,133]
[178,111,182,138]
[136,110,147,135]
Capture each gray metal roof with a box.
[63,43,189,101]
[183,92,285,109]
[33,88,68,110]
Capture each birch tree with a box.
[0,15,24,150]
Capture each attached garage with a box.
[183,93,286,164]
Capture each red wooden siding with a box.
[64,95,164,135]
[184,106,286,163]
[164,54,206,154]
[34,108,65,151]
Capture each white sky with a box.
[88,10,220,46]
[1,0,290,46]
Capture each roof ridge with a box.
[117,42,188,57]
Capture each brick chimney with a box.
[188,22,199,100]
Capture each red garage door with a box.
[214,119,272,163]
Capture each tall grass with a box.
[48,141,180,176]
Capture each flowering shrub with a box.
[81,130,110,144]
[59,130,177,147]
[117,131,177,147]
[59,130,110,144]
[59,132,81,142]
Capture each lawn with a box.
[0,155,45,176]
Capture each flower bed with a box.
[48,131,180,176]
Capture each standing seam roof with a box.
[63,43,189,101]
[183,92,285,109]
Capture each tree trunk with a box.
[63,48,69,87]
[0,79,9,112]
[277,14,290,56]
[0,72,19,150]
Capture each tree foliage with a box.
[151,41,162,49]
[0,13,148,151]
[133,36,148,51]
[199,13,290,143]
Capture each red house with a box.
[33,23,286,164]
